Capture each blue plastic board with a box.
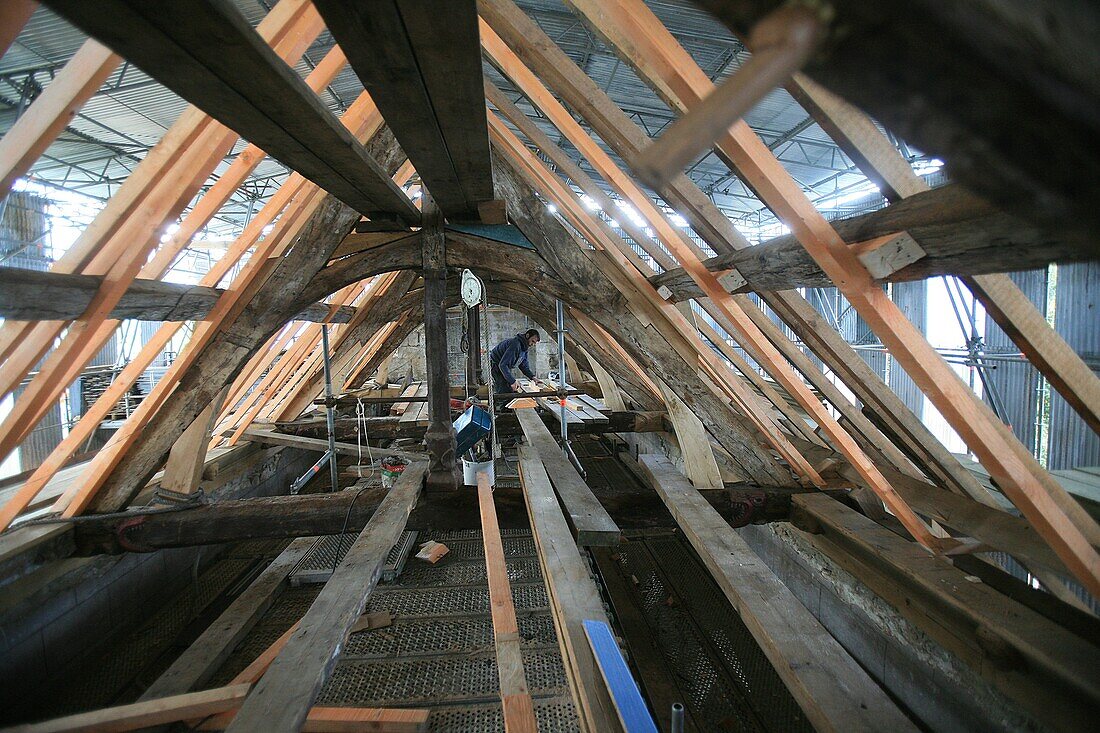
[446,223,535,249]
[583,619,659,733]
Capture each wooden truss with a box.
[1,0,1098,727]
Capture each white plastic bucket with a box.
[462,458,495,487]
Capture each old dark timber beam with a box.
[0,265,357,324]
[649,183,1096,300]
[692,1,1100,249]
[276,410,667,441]
[421,193,460,490]
[69,492,392,554]
[313,0,493,219]
[791,492,1100,729]
[42,0,418,223]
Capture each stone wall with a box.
[389,305,559,385]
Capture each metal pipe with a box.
[556,298,568,447]
[671,702,685,733]
[564,439,587,480]
[291,450,332,494]
[321,325,340,493]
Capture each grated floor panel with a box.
[596,534,812,732]
[206,529,577,731]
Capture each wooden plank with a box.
[514,408,619,546]
[159,387,229,496]
[297,708,429,732]
[656,381,722,490]
[240,427,425,464]
[582,619,659,733]
[391,383,420,416]
[43,0,418,222]
[139,537,317,700]
[638,455,917,732]
[792,491,1100,729]
[517,446,622,733]
[204,706,428,733]
[5,683,252,733]
[312,0,492,218]
[226,462,426,732]
[968,273,1100,436]
[478,472,538,733]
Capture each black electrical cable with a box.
[331,484,374,573]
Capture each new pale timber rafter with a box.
[312,0,493,219]
[487,77,820,451]
[715,45,1100,438]
[42,0,418,223]
[489,112,819,483]
[71,125,409,516]
[476,0,990,507]
[0,5,338,531]
[0,38,119,196]
[221,281,371,447]
[565,0,1100,594]
[489,142,795,486]
[484,80,916,479]
[0,4,328,451]
[481,28,941,547]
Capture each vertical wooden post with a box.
[421,192,459,490]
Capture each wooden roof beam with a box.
[313,0,493,219]
[649,183,1096,299]
[42,0,418,223]
[692,0,1100,249]
[0,265,361,324]
[483,28,940,547]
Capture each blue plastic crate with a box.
[453,404,491,457]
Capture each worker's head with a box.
[524,329,541,348]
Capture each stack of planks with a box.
[391,382,429,428]
[517,379,609,426]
